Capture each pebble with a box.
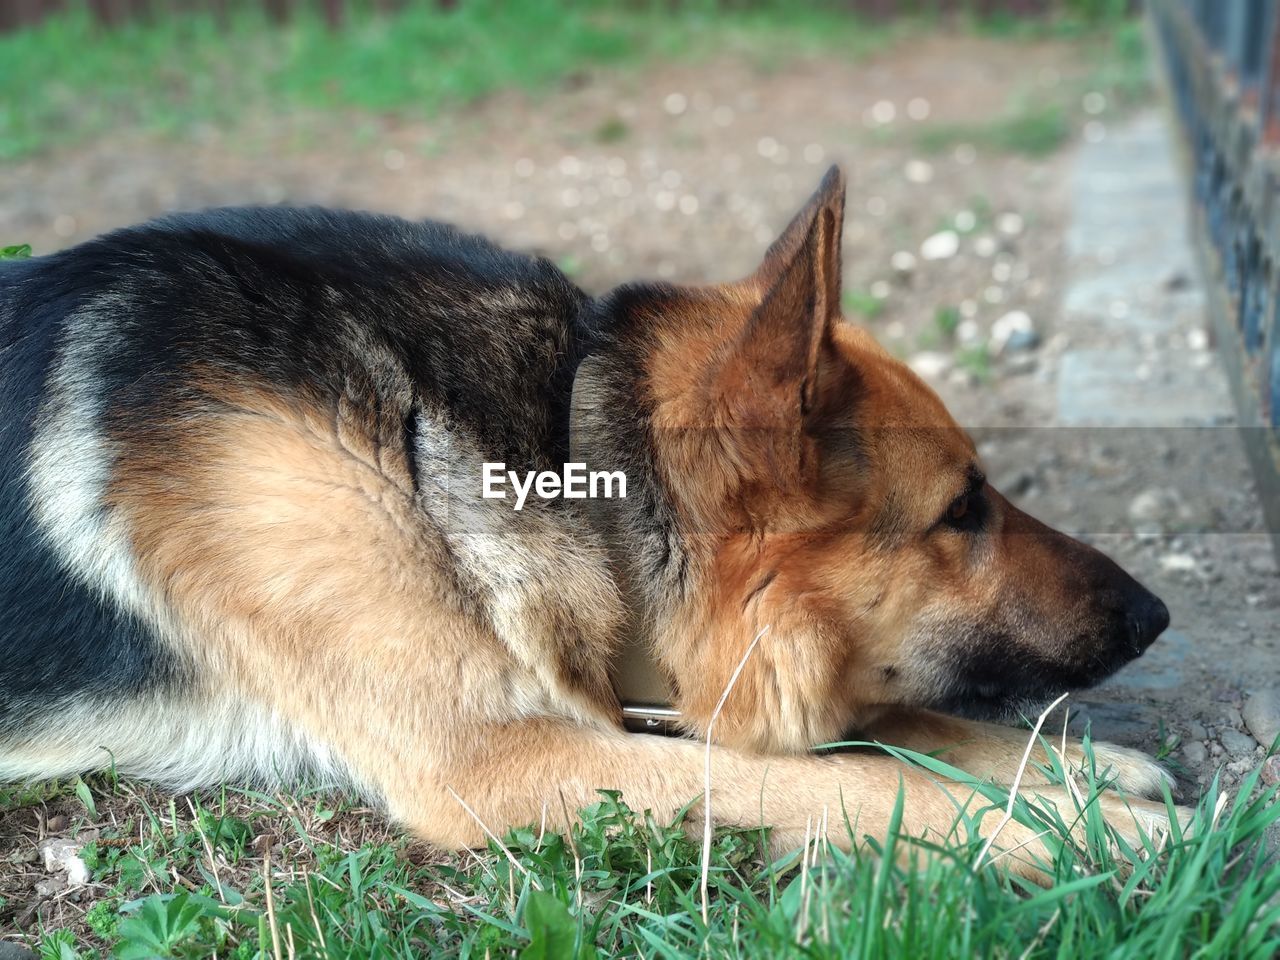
[890,250,917,275]
[1242,688,1280,750]
[1219,728,1257,756]
[1185,719,1208,741]
[38,837,89,886]
[0,944,37,960]
[974,235,998,257]
[920,230,960,261]
[997,212,1024,236]
[1160,553,1198,573]
[1227,757,1255,777]
[1127,487,1199,534]
[907,352,952,380]
[1262,755,1280,785]
[1182,740,1207,765]
[990,310,1038,353]
[904,159,934,184]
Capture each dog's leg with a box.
[859,708,1174,798]
[418,719,1177,884]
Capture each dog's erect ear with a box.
[718,165,845,422]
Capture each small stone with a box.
[1185,719,1207,740]
[45,813,68,833]
[0,943,37,960]
[1220,729,1257,756]
[1227,758,1255,777]
[1181,741,1207,765]
[907,352,953,380]
[996,212,1024,236]
[1127,487,1197,534]
[1243,688,1280,751]
[1004,329,1040,352]
[869,100,896,125]
[39,838,89,886]
[990,310,1038,354]
[1261,755,1280,785]
[890,250,917,275]
[662,92,688,116]
[920,230,960,261]
[904,159,934,184]
[1160,553,1198,573]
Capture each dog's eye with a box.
[940,482,986,532]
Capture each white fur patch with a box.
[0,691,360,792]
[13,301,348,791]
[26,300,161,625]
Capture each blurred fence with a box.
[0,1,1135,34]
[0,0,439,32]
[1153,0,1280,544]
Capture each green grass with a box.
[917,98,1072,158]
[0,0,899,160]
[5,739,1277,958]
[842,289,886,321]
[915,19,1150,157]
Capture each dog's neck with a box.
[568,353,687,732]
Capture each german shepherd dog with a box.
[0,167,1178,877]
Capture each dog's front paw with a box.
[1088,741,1175,799]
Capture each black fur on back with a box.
[0,208,594,732]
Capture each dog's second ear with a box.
[717,165,845,424]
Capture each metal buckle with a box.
[621,703,681,735]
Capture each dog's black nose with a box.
[1128,593,1170,651]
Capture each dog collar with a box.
[569,355,681,734]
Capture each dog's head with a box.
[609,166,1168,751]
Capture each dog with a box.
[0,166,1177,878]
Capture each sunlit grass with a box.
[0,0,897,160]
[4,735,1277,958]
[915,19,1150,157]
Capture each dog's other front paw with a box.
[1088,741,1175,799]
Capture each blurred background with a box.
[0,0,1278,794]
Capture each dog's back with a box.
[0,208,602,784]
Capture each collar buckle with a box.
[620,703,681,734]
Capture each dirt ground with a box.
[2,31,1278,942]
